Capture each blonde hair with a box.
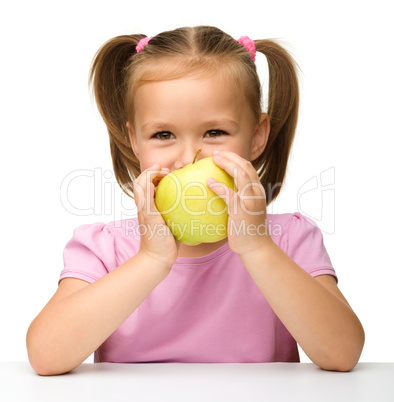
[89,26,299,204]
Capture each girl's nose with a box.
[174,147,205,170]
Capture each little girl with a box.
[26,26,364,375]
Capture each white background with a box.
[1,0,393,364]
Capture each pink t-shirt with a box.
[60,212,336,363]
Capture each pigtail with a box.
[253,40,299,204]
[89,34,145,197]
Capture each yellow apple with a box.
[155,151,236,245]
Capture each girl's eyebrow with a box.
[141,118,239,132]
[202,119,239,130]
[140,121,175,132]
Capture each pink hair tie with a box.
[136,36,154,53]
[238,36,256,62]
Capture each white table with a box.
[1,362,393,401]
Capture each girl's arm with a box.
[26,252,172,376]
[27,164,177,376]
[209,150,364,371]
[240,240,364,371]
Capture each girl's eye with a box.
[205,130,227,138]
[153,132,174,140]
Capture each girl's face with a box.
[128,72,269,173]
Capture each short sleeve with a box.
[284,213,337,282]
[60,222,119,284]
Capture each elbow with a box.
[29,359,67,377]
[312,350,360,372]
[27,349,75,377]
[28,350,72,376]
[317,328,365,372]
[319,356,359,372]
[27,344,64,377]
[26,327,75,376]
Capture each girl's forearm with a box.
[26,252,171,376]
[240,239,364,371]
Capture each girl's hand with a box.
[133,164,180,268]
[207,150,272,257]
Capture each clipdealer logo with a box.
[296,167,335,235]
[60,166,335,235]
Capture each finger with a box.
[134,165,169,215]
[145,165,170,186]
[207,177,238,212]
[212,152,258,191]
[214,150,260,180]
[135,165,169,193]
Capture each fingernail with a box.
[207,177,216,186]
[213,150,220,155]
[151,164,159,169]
